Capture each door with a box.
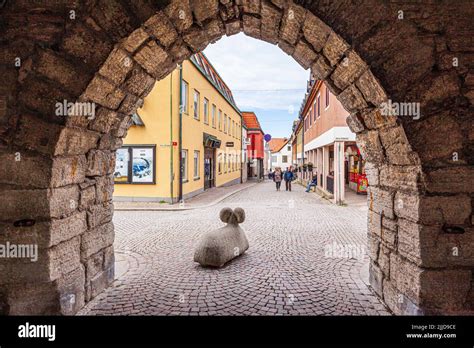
[204,148,215,190]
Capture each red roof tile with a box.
[242,111,262,131]
[268,138,288,153]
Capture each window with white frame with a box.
[325,85,330,108]
[181,80,188,114]
[282,155,288,163]
[218,109,222,130]
[193,150,200,178]
[193,90,200,119]
[203,98,209,124]
[218,153,222,174]
[212,104,216,127]
[317,93,321,118]
[181,150,188,182]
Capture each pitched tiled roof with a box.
[268,138,288,153]
[190,52,240,113]
[242,111,263,131]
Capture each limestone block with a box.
[144,12,178,47]
[98,48,134,86]
[134,41,173,78]
[302,14,330,52]
[191,0,219,23]
[279,3,305,45]
[194,207,249,267]
[122,28,149,53]
[81,75,125,110]
[292,40,318,69]
[260,1,282,44]
[243,15,261,39]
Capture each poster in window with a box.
[114,148,130,182]
[132,147,154,183]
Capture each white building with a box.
[268,138,292,171]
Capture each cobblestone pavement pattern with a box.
[79,182,390,315]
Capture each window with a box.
[224,154,227,172]
[282,155,288,163]
[271,155,277,163]
[232,121,235,137]
[181,150,188,182]
[218,109,222,130]
[203,98,209,124]
[227,116,231,134]
[325,85,330,108]
[309,108,312,126]
[193,151,200,179]
[212,104,216,127]
[224,115,227,133]
[317,94,321,118]
[218,153,222,174]
[287,146,291,151]
[181,80,189,114]
[193,90,200,119]
[313,103,317,122]
[114,145,156,184]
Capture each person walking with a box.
[283,167,294,191]
[305,174,318,192]
[273,167,282,191]
[268,170,274,180]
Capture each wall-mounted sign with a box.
[114,145,156,184]
[226,142,234,147]
[114,148,130,183]
[132,148,154,183]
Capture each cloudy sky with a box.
[203,33,309,138]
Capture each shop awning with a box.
[203,133,221,148]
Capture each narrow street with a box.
[79,181,389,316]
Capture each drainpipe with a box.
[169,70,174,203]
[178,63,183,203]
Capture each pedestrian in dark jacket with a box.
[283,167,294,191]
[273,168,282,191]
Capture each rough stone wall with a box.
[0,0,472,315]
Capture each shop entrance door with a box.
[204,148,215,190]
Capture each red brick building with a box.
[242,111,264,179]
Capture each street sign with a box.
[264,134,272,142]
[226,142,234,147]
[172,141,178,146]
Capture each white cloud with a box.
[203,33,309,112]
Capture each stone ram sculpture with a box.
[194,207,249,267]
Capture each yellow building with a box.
[114,53,243,203]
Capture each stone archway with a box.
[0,0,472,315]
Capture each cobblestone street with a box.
[79,181,390,316]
